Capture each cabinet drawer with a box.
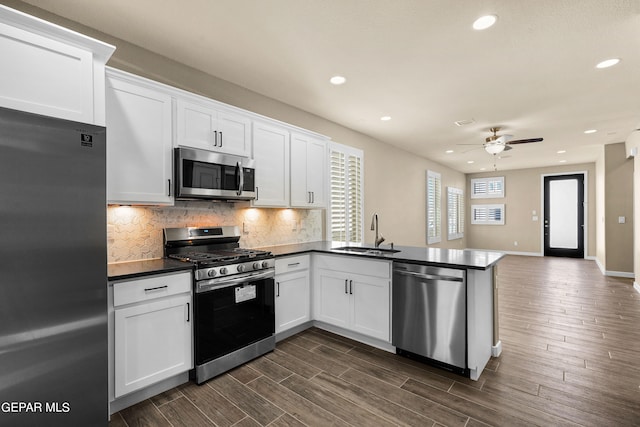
[275,255,310,273]
[113,272,191,307]
[314,254,391,279]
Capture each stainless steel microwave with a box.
[174,147,256,201]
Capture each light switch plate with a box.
[618,216,626,224]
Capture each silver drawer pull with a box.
[287,262,300,267]
[144,285,168,292]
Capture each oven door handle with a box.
[197,269,275,293]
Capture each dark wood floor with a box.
[109,255,640,426]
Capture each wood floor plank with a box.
[280,373,398,427]
[278,340,350,377]
[207,374,284,426]
[246,375,351,427]
[310,371,438,427]
[339,368,471,426]
[118,399,171,427]
[263,348,322,379]
[157,396,214,427]
[247,353,294,383]
[178,381,247,427]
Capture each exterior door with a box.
[543,174,585,258]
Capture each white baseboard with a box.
[605,270,635,278]
[634,282,640,294]
[466,249,542,257]
[491,340,502,357]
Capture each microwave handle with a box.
[236,161,244,196]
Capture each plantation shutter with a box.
[447,187,464,240]
[328,143,364,243]
[426,170,441,244]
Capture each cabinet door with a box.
[350,274,390,341]
[114,294,192,398]
[106,73,173,205]
[290,134,326,208]
[0,20,95,124]
[252,122,290,207]
[314,268,350,329]
[306,138,326,207]
[275,270,310,333]
[175,99,217,150]
[217,110,252,157]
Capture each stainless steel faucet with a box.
[370,213,385,248]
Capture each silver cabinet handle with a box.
[144,285,168,292]
[256,186,259,201]
[349,279,353,295]
[276,281,280,297]
[287,262,300,267]
[213,130,218,147]
[219,131,223,147]
[344,279,348,294]
[168,179,171,197]
[186,302,190,322]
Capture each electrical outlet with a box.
[514,241,518,246]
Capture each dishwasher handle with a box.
[394,269,464,282]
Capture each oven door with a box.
[175,147,255,201]
[194,273,275,366]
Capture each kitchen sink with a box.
[332,246,401,256]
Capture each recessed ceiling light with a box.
[467,160,475,164]
[473,15,497,30]
[329,75,346,85]
[380,116,392,121]
[596,58,620,69]
[480,167,486,171]
[557,150,566,154]
[445,150,454,154]
[559,160,567,163]
[584,129,597,134]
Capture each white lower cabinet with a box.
[112,272,192,398]
[275,255,311,333]
[314,255,391,342]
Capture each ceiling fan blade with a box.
[503,145,513,151]
[507,137,543,144]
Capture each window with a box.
[471,176,504,199]
[328,142,363,243]
[426,170,441,244]
[447,187,464,240]
[471,204,505,225]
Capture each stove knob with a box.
[237,264,246,273]
[219,267,228,275]
[262,261,270,268]
[207,270,217,278]
[253,262,261,270]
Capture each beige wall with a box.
[603,143,634,273]
[466,163,597,256]
[6,1,466,249]
[596,151,606,265]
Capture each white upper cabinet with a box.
[175,98,252,157]
[252,121,290,207]
[290,133,327,208]
[106,69,173,205]
[0,5,114,125]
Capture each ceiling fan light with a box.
[484,143,505,154]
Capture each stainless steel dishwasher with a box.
[392,263,467,373]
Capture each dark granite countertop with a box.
[108,258,193,281]
[257,241,504,270]
[107,241,504,281]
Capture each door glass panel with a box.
[549,179,578,249]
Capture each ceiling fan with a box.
[481,127,543,154]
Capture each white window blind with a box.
[447,187,464,240]
[328,143,363,243]
[426,170,441,244]
[471,204,505,225]
[471,176,504,199]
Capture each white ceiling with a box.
[23,0,640,172]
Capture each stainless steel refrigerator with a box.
[0,107,107,426]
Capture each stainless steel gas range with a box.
[164,226,275,384]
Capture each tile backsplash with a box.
[107,201,323,263]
